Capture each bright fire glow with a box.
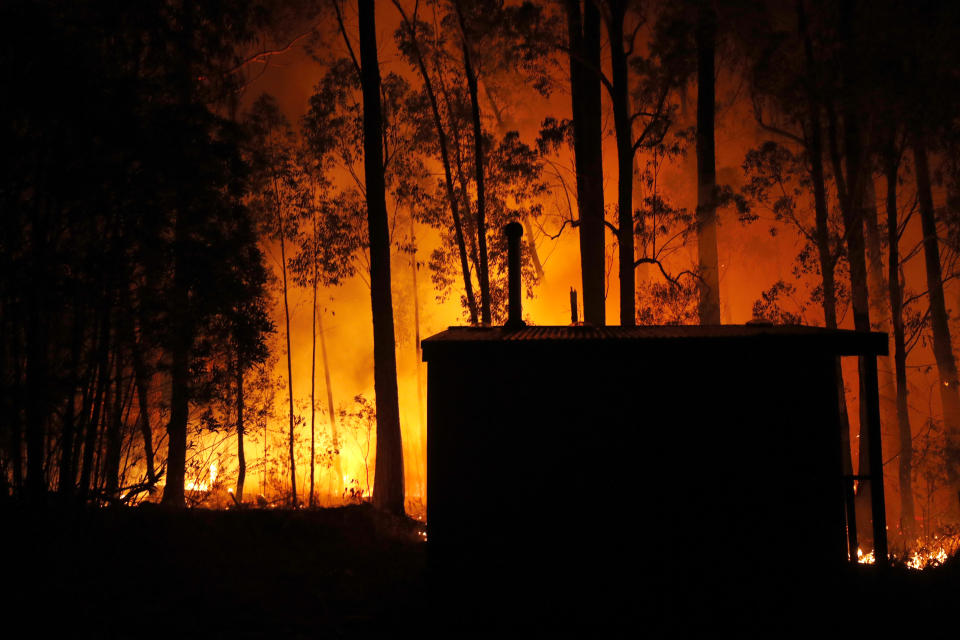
[185,463,218,493]
[902,534,960,570]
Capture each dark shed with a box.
[423,322,888,626]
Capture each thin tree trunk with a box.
[59,306,83,496]
[885,151,916,537]
[359,0,405,515]
[393,0,479,324]
[830,0,875,544]
[129,314,156,486]
[161,212,190,508]
[410,215,424,425]
[454,3,492,325]
[863,184,891,331]
[435,66,484,283]
[800,49,855,489]
[81,306,110,502]
[914,137,960,516]
[567,0,606,325]
[9,309,24,496]
[309,215,318,507]
[318,309,343,498]
[104,343,124,499]
[24,279,47,502]
[236,361,246,504]
[607,1,635,326]
[864,182,899,447]
[273,177,298,508]
[696,2,721,325]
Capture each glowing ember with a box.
[901,534,960,570]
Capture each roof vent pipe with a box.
[504,222,526,329]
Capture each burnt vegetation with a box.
[2,0,960,634]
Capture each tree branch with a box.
[634,257,702,289]
[332,0,361,77]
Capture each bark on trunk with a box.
[696,2,721,325]
[567,0,606,325]
[914,137,960,516]
[359,0,405,515]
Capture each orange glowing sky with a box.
[193,3,960,523]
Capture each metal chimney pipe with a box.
[504,222,525,329]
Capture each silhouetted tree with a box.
[357,0,405,515]
[566,0,606,325]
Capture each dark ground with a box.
[2,503,426,638]
[3,503,960,637]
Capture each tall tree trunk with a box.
[59,306,84,496]
[830,0,876,545]
[410,215,426,499]
[8,309,24,496]
[393,0,479,324]
[607,1,635,326]
[236,360,246,504]
[24,265,47,501]
[273,177,297,508]
[455,3,492,325]
[567,0,606,325]
[359,0,405,515]
[801,44,856,490]
[914,137,960,517]
[318,309,343,498]
[435,66,484,283]
[885,151,916,537]
[161,211,190,508]
[81,306,110,502]
[310,218,318,508]
[129,315,156,487]
[864,182,899,445]
[863,184,891,332]
[696,2,721,325]
[104,343,124,499]
[410,215,425,426]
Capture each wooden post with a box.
[862,355,889,566]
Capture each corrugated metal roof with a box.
[421,323,888,357]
